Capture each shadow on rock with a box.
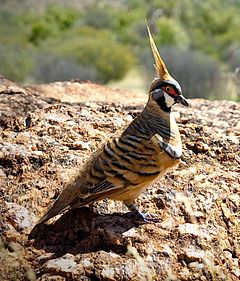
[29,207,139,258]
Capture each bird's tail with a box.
[35,182,78,225]
[35,202,69,225]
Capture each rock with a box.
[188,262,205,269]
[122,227,136,238]
[0,168,6,178]
[38,274,66,280]
[178,223,211,240]
[0,78,239,281]
[159,217,176,230]
[5,203,36,231]
[182,246,205,262]
[79,108,91,118]
[81,258,94,270]
[45,113,68,124]
[193,140,210,153]
[7,241,23,253]
[44,254,77,273]
[71,141,91,150]
[94,250,153,281]
[159,244,176,257]
[179,116,189,124]
[112,117,124,128]
[233,268,240,278]
[125,114,133,122]
[31,150,44,156]
[43,254,84,279]
[227,136,239,145]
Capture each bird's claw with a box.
[140,212,160,223]
[126,203,160,223]
[131,210,160,223]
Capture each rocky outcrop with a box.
[0,77,239,280]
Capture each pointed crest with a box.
[146,20,172,81]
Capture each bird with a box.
[33,24,189,227]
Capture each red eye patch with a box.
[162,86,178,96]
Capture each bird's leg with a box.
[125,203,160,223]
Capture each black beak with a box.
[176,95,189,107]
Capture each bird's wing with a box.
[68,178,124,210]
[151,134,182,159]
[88,178,119,194]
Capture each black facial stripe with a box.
[153,90,171,112]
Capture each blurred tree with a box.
[44,27,135,83]
[81,3,147,46]
[155,17,189,48]
[152,0,240,59]
[225,46,240,71]
[33,53,97,83]
[0,44,33,82]
[26,6,80,45]
[83,5,118,30]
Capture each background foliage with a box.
[0,0,239,100]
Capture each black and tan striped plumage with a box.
[34,24,189,226]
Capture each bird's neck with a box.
[140,101,179,143]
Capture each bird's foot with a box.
[126,203,160,223]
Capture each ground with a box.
[0,75,239,281]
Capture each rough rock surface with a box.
[0,76,239,281]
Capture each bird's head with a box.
[146,23,189,112]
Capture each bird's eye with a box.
[165,86,171,92]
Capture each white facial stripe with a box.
[164,92,175,108]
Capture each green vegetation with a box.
[0,0,239,100]
[46,27,135,83]
[27,6,79,45]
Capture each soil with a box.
[0,75,239,281]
